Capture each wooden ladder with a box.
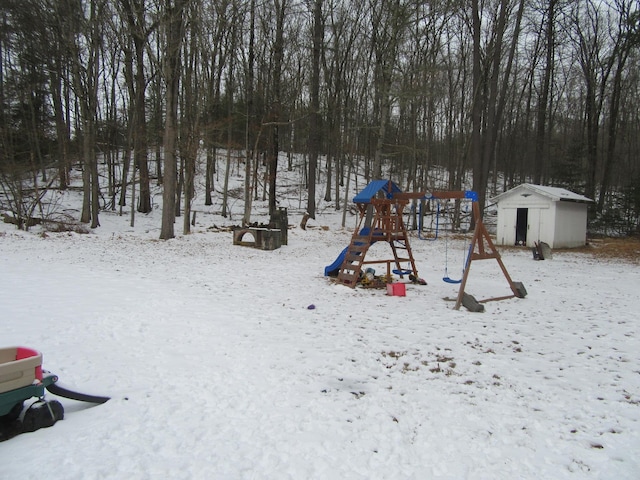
[389,231,416,276]
[336,232,371,287]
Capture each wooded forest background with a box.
[1,0,640,239]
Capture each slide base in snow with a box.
[324,246,349,277]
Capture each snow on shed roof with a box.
[492,183,593,204]
[353,180,402,203]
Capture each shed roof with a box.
[353,180,402,203]
[492,183,593,204]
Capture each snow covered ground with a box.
[1,170,639,479]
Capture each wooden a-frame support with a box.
[453,202,525,310]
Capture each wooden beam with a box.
[431,191,469,199]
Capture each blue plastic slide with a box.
[324,228,380,277]
[324,246,349,277]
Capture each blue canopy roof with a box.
[353,180,402,203]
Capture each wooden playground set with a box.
[325,180,526,311]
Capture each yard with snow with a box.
[1,171,639,479]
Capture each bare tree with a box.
[306,0,323,220]
[243,0,256,226]
[180,0,208,234]
[597,0,637,213]
[470,0,525,218]
[65,0,105,228]
[533,0,558,185]
[267,0,287,216]
[118,0,155,214]
[160,0,187,240]
[221,3,245,221]
[567,0,617,204]
[47,0,74,191]
[321,0,366,205]
[369,0,412,179]
[1,0,639,236]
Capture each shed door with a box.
[516,208,528,245]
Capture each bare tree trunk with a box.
[205,147,214,205]
[370,1,410,180]
[222,3,239,220]
[268,0,286,216]
[134,41,151,213]
[181,2,203,235]
[129,158,136,227]
[182,153,194,233]
[71,0,102,228]
[470,0,483,226]
[90,8,101,229]
[534,0,556,185]
[160,0,186,240]
[50,70,69,190]
[120,0,153,213]
[306,0,322,219]
[572,0,616,204]
[222,91,232,219]
[90,124,100,228]
[242,0,255,226]
[175,154,183,217]
[598,1,634,212]
[81,132,92,223]
[472,0,524,219]
[341,157,352,228]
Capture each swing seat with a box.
[393,269,413,276]
[442,276,462,284]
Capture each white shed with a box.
[492,184,593,249]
